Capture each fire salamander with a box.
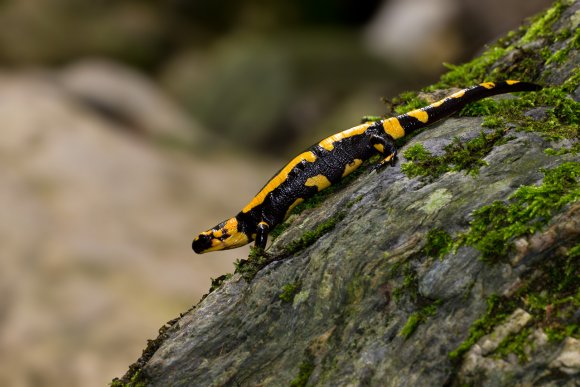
[193,80,541,254]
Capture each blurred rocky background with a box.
[0,0,552,386]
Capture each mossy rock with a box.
[114,2,579,386]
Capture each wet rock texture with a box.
[123,2,579,386]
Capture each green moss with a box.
[279,281,302,303]
[401,144,435,178]
[459,162,580,262]
[209,273,232,293]
[284,212,346,255]
[450,240,579,360]
[234,247,276,282]
[429,47,508,90]
[545,324,579,342]
[492,327,533,362]
[401,130,512,180]
[524,244,580,342]
[546,31,577,66]
[399,300,441,339]
[459,98,500,117]
[110,371,145,387]
[487,85,579,140]
[481,115,504,128]
[520,1,564,44]
[562,67,580,93]
[392,91,429,115]
[449,294,516,361]
[290,350,315,387]
[544,142,580,155]
[424,228,453,259]
[399,313,422,339]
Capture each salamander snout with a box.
[192,217,250,254]
[192,233,213,254]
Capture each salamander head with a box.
[192,217,250,254]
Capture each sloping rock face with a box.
[119,1,579,385]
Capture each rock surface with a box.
[117,1,579,386]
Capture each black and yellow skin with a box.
[193,80,541,254]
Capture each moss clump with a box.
[524,244,580,342]
[391,91,429,115]
[279,281,302,303]
[399,300,441,339]
[545,27,578,65]
[459,162,580,261]
[459,98,500,117]
[208,273,232,293]
[284,212,346,255]
[450,239,579,361]
[401,129,512,180]
[289,350,315,387]
[544,142,580,155]
[429,46,509,90]
[400,144,433,177]
[424,228,453,259]
[492,327,533,363]
[519,1,565,44]
[110,371,145,387]
[449,294,516,361]
[234,247,276,282]
[484,85,579,140]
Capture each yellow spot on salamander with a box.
[450,89,466,99]
[285,198,304,218]
[305,174,332,191]
[406,109,429,123]
[382,153,396,164]
[382,118,405,139]
[430,99,445,108]
[506,80,519,85]
[342,159,363,177]
[318,123,371,151]
[480,82,495,89]
[373,143,384,153]
[242,151,317,213]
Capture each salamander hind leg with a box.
[254,221,270,250]
[370,134,398,171]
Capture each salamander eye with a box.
[192,233,213,253]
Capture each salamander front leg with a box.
[254,221,270,249]
[370,134,398,171]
